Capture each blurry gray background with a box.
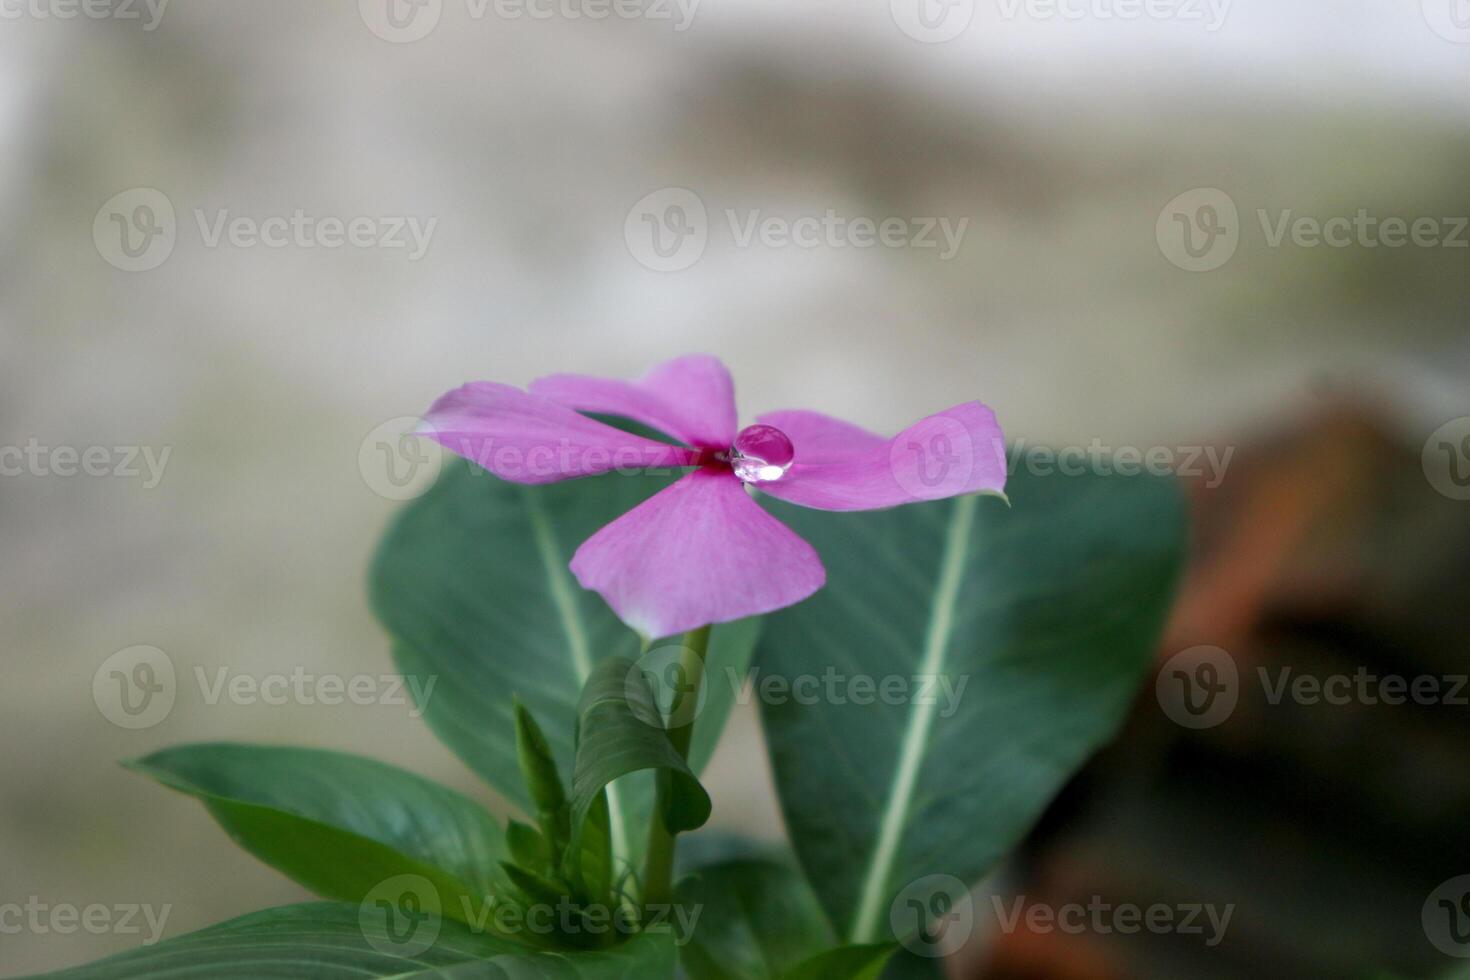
[1,0,1467,974]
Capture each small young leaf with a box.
[577,791,615,908]
[565,658,711,889]
[515,700,572,865]
[501,862,570,908]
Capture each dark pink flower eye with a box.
[730,424,795,484]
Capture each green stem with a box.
[642,624,711,909]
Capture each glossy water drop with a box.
[730,424,795,483]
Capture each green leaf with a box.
[576,792,616,908]
[516,701,573,866]
[502,862,569,907]
[26,902,678,979]
[780,945,896,980]
[127,743,509,921]
[756,465,1186,942]
[566,657,711,885]
[507,819,551,872]
[370,462,759,873]
[674,858,836,980]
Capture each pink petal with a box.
[569,468,825,638]
[755,410,888,463]
[422,382,696,484]
[529,354,738,450]
[755,402,1007,511]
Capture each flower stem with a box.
[641,624,711,910]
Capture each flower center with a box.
[729,424,795,484]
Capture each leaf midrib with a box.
[523,488,632,871]
[847,494,977,943]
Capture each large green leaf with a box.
[756,465,1186,942]
[370,462,759,872]
[674,858,836,980]
[28,902,677,979]
[780,945,896,980]
[566,657,711,885]
[128,743,509,921]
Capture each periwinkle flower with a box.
[422,355,1005,638]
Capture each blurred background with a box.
[1,0,1467,976]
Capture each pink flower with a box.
[422,355,1006,639]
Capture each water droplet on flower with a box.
[730,424,795,484]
